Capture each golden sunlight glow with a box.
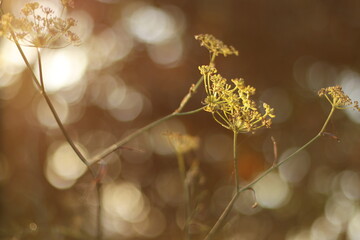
[90,74,125,109]
[36,47,88,92]
[69,10,94,42]
[103,182,149,223]
[0,39,37,75]
[279,148,311,183]
[254,172,291,209]
[124,3,177,44]
[36,95,69,128]
[133,207,166,238]
[339,171,360,200]
[340,69,360,124]
[86,25,133,70]
[325,192,355,227]
[45,141,88,189]
[234,189,262,215]
[107,88,144,122]
[347,210,360,240]
[147,37,183,67]
[310,216,341,240]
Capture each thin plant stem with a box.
[36,48,45,92]
[96,181,102,240]
[89,90,205,166]
[204,105,336,240]
[8,29,102,238]
[204,131,240,240]
[238,105,336,193]
[175,77,204,113]
[175,152,191,240]
[10,29,95,176]
[177,153,186,182]
[233,131,239,191]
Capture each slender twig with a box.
[204,105,336,240]
[204,192,240,240]
[238,105,336,192]
[8,26,102,238]
[204,131,240,240]
[89,87,204,166]
[96,181,102,240]
[174,151,191,240]
[233,132,239,191]
[9,29,96,176]
[36,48,45,92]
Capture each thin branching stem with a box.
[233,131,239,191]
[175,152,191,240]
[36,48,45,92]
[204,105,336,240]
[96,182,103,240]
[10,29,96,176]
[89,82,204,165]
[9,28,102,239]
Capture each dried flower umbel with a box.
[165,132,199,154]
[0,1,79,48]
[318,85,360,111]
[199,65,275,133]
[195,34,238,65]
[61,0,75,8]
[196,34,275,134]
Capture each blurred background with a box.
[1,0,360,239]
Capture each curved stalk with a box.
[96,182,102,240]
[9,30,102,238]
[233,132,239,191]
[204,105,336,240]
[9,29,94,173]
[89,84,204,166]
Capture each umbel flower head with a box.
[165,132,199,154]
[0,1,79,48]
[199,65,275,134]
[61,0,75,8]
[195,34,238,65]
[318,85,360,111]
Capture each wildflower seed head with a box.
[199,65,275,133]
[0,13,13,36]
[0,1,80,48]
[195,34,239,64]
[165,132,200,154]
[318,85,360,111]
[61,0,75,8]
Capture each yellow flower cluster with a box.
[0,1,79,48]
[318,86,360,111]
[195,34,238,64]
[61,0,75,8]
[199,65,275,133]
[165,132,199,154]
[196,34,274,134]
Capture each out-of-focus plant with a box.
[166,132,200,240]
[0,1,79,48]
